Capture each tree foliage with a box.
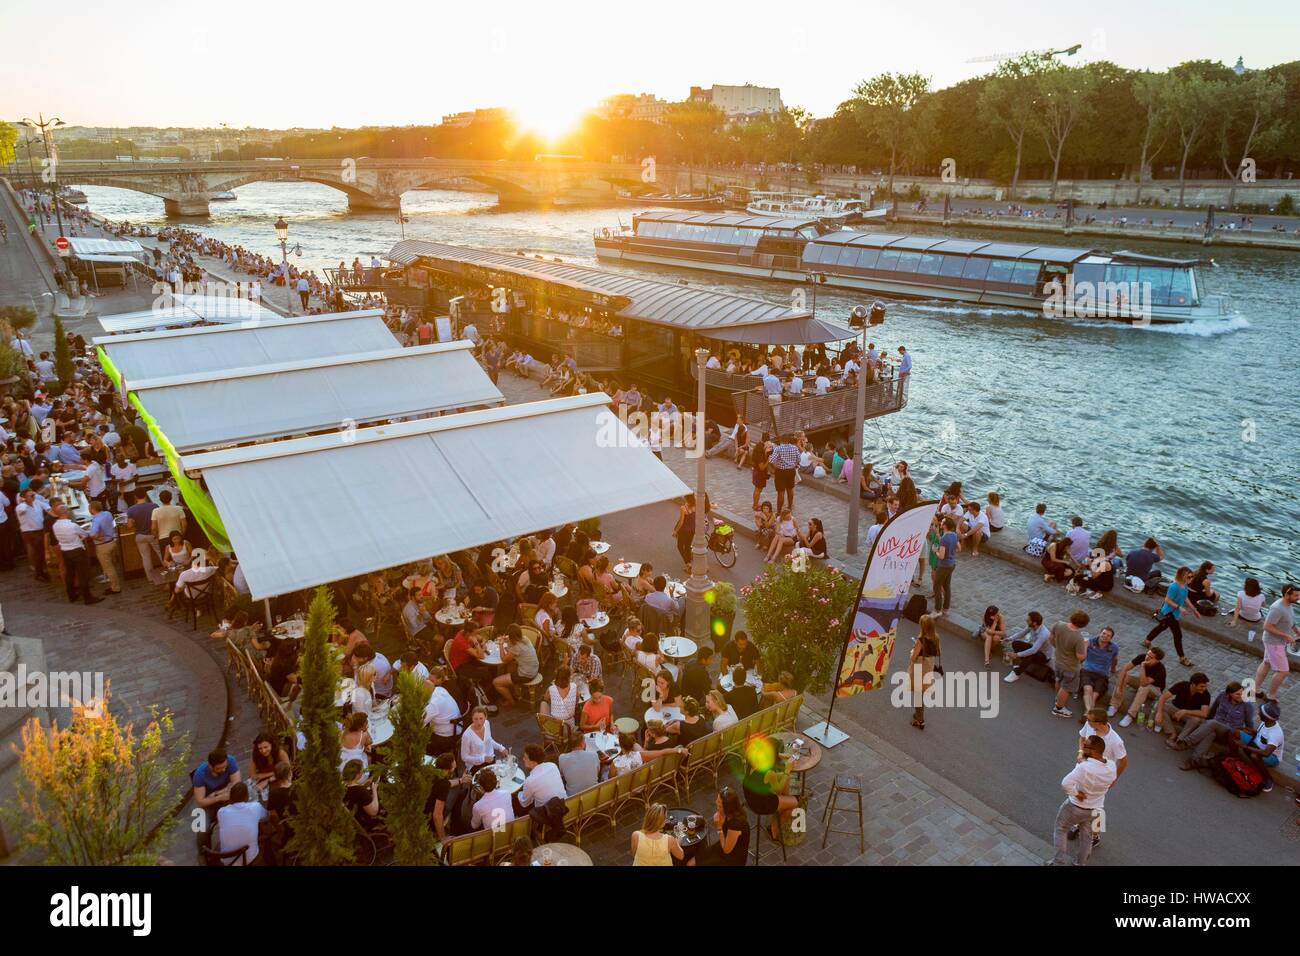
[740,561,861,694]
[52,315,73,394]
[2,688,190,865]
[380,669,437,865]
[285,587,355,865]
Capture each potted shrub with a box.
[740,561,860,693]
[708,580,737,645]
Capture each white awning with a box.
[131,342,504,453]
[95,310,395,387]
[182,394,690,599]
[68,237,144,255]
[98,295,282,334]
[78,253,139,264]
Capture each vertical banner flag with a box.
[834,500,940,697]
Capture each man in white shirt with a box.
[534,530,556,568]
[75,454,107,506]
[470,770,515,832]
[422,668,461,754]
[814,371,831,396]
[514,745,567,814]
[1052,735,1115,866]
[960,501,991,556]
[296,275,310,311]
[16,487,51,581]
[840,356,860,384]
[51,502,101,605]
[215,783,267,865]
[705,353,721,370]
[785,372,803,397]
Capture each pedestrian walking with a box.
[1143,565,1200,668]
[908,614,941,730]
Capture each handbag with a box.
[1025,537,1047,558]
[932,653,944,676]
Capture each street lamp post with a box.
[683,347,715,643]
[274,216,293,315]
[22,115,67,254]
[844,302,886,555]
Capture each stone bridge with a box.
[15,158,754,216]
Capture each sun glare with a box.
[510,98,585,144]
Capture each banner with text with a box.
[834,499,940,697]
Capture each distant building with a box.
[689,84,784,121]
[597,93,670,124]
[441,107,509,128]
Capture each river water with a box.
[79,181,1300,588]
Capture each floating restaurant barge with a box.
[382,239,906,438]
[594,211,1232,324]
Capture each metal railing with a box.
[733,375,908,436]
[559,339,623,370]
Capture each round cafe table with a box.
[664,579,687,600]
[772,730,822,797]
[584,730,620,758]
[666,807,708,865]
[532,843,592,866]
[481,639,503,666]
[590,541,611,555]
[435,606,470,628]
[718,668,763,692]
[582,611,611,632]
[613,562,640,580]
[487,760,527,795]
[548,582,569,599]
[613,716,640,736]
[659,636,697,660]
[644,705,683,724]
[272,618,305,640]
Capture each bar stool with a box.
[820,773,864,853]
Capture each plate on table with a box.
[582,611,610,630]
[613,562,640,578]
[666,581,686,599]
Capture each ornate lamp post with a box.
[683,347,714,642]
[22,114,68,282]
[274,216,293,315]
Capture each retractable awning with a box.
[68,237,144,256]
[94,309,395,388]
[182,394,690,600]
[131,342,504,453]
[78,253,139,264]
[698,314,854,345]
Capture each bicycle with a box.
[708,524,737,569]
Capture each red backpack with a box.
[1209,754,1266,797]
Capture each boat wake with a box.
[1117,314,1251,337]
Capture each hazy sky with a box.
[2,0,1294,131]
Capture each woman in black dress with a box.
[698,787,750,866]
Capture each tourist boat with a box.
[746,191,884,223]
[616,191,725,209]
[210,191,238,201]
[383,238,907,438]
[593,210,1231,324]
[59,187,88,204]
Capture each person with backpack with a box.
[1233,700,1284,793]
[1179,681,1255,771]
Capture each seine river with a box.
[80,181,1300,588]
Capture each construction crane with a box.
[966,43,1081,65]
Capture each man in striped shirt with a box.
[768,435,800,514]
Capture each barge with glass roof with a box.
[593,211,1231,324]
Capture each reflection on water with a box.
[78,181,1300,585]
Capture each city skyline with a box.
[2,0,1294,132]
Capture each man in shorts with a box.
[1050,611,1090,719]
[1079,626,1119,717]
[1256,584,1299,701]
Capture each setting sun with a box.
[508,95,587,144]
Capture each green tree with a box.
[852,72,931,204]
[663,101,725,191]
[1,688,190,865]
[52,315,73,394]
[1032,65,1099,199]
[1214,71,1286,208]
[286,587,356,865]
[1162,65,1229,206]
[1131,71,1171,202]
[0,122,17,168]
[381,669,437,865]
[978,54,1047,198]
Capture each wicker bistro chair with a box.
[645,750,684,806]
[613,762,652,824]
[535,712,571,759]
[680,732,723,798]
[574,779,619,844]
[443,828,496,866]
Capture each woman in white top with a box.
[1229,578,1268,628]
[986,491,1005,533]
[542,665,579,727]
[338,712,371,771]
[622,619,645,653]
[350,662,376,716]
[534,592,559,645]
[460,706,506,772]
[706,691,739,732]
[765,510,800,562]
[610,733,644,777]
